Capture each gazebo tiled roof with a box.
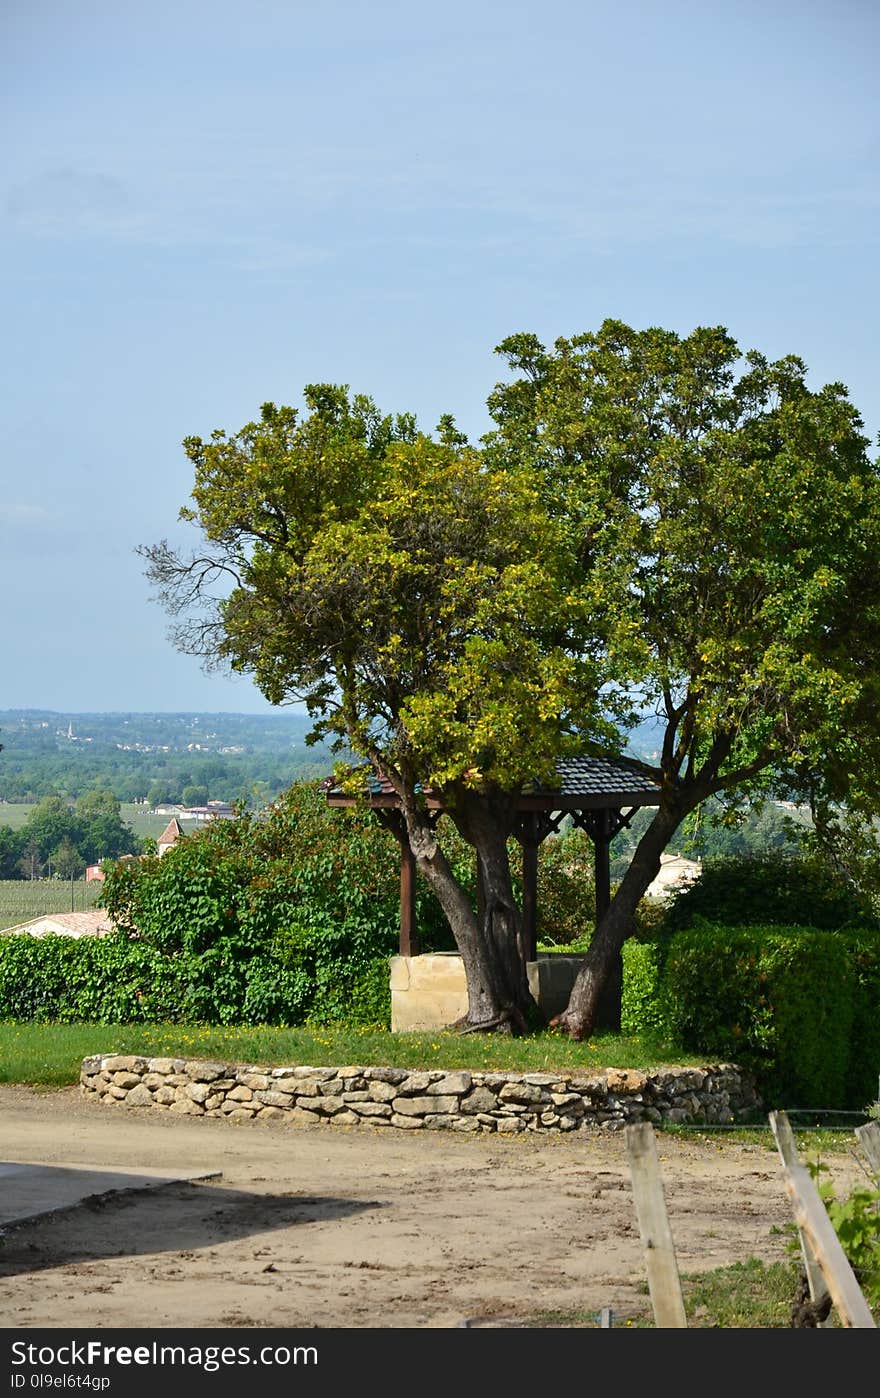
[324,754,663,966]
[323,754,662,810]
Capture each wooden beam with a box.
[399,841,418,957]
[768,1110,831,1325]
[625,1122,688,1328]
[521,841,538,962]
[855,1121,880,1182]
[780,1162,876,1328]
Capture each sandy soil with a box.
[0,1085,866,1331]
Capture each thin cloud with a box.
[0,503,52,523]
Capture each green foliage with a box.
[659,924,880,1108]
[678,799,807,862]
[535,828,596,946]
[661,853,877,934]
[0,933,190,1022]
[95,781,405,1025]
[620,939,671,1037]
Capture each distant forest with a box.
[0,710,337,806]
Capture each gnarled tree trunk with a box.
[553,801,686,1040]
[401,786,539,1034]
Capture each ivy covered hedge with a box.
[0,783,412,1028]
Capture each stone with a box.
[317,1097,350,1116]
[350,1101,392,1118]
[237,1073,270,1091]
[496,1117,525,1134]
[424,1114,457,1130]
[226,1109,257,1124]
[288,1107,325,1126]
[391,1095,457,1116]
[398,1072,433,1094]
[292,1066,337,1080]
[104,1056,147,1073]
[291,1077,321,1096]
[227,1085,253,1102]
[256,1107,286,1124]
[460,1087,499,1115]
[170,1098,204,1115]
[184,1060,230,1081]
[365,1067,408,1084]
[112,1071,142,1090]
[390,1114,424,1129]
[185,1083,211,1104]
[429,1072,471,1096]
[328,1110,360,1126]
[125,1084,155,1108]
[146,1058,183,1074]
[367,1082,397,1102]
[605,1069,647,1094]
[255,1090,295,1108]
[498,1081,546,1105]
[154,1086,178,1105]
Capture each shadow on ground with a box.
[0,1180,385,1277]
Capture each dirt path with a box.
[0,1085,865,1330]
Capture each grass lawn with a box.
[0,1020,715,1087]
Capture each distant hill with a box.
[0,710,337,804]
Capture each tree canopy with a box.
[143,321,880,1037]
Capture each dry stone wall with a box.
[80,1055,761,1133]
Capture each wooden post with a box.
[768,1110,831,1325]
[855,1121,880,1182]
[594,812,612,922]
[521,840,538,963]
[780,1162,876,1327]
[399,840,418,957]
[625,1122,688,1328]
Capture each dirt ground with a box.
[0,1085,867,1331]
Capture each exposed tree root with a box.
[789,1270,832,1328]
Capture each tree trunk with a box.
[401,789,539,1034]
[552,801,685,1040]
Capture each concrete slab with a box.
[0,1160,222,1228]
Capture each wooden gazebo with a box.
[323,756,662,957]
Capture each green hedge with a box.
[0,927,393,1029]
[661,854,878,933]
[620,939,670,1038]
[657,924,880,1110]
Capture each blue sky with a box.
[2,0,878,713]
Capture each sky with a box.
[2,0,878,714]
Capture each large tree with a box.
[143,324,880,1039]
[141,387,612,1032]
[484,320,880,1036]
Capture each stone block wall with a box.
[389,952,587,1032]
[80,1055,761,1134]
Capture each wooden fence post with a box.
[768,1110,831,1326]
[625,1121,687,1328]
[854,1121,880,1183]
[780,1161,877,1328]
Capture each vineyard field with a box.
[0,880,103,931]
